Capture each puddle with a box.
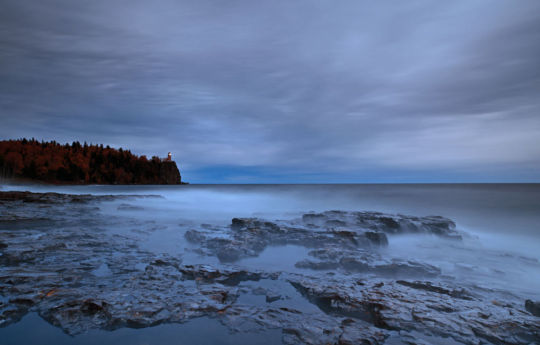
[0,313,283,345]
[236,279,321,314]
[236,245,311,273]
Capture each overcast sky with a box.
[1,1,539,183]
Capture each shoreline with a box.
[0,189,539,344]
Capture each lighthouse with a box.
[166,152,172,161]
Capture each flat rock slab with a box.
[0,191,539,344]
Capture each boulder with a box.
[364,231,388,246]
[525,299,540,317]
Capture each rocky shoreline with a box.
[0,191,539,344]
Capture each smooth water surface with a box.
[1,313,281,345]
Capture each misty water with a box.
[3,183,540,291]
[1,183,539,344]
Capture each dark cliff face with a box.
[159,161,181,184]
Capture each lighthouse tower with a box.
[166,152,172,161]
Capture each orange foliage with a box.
[0,139,177,184]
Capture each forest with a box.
[0,139,181,184]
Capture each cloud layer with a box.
[1,0,539,182]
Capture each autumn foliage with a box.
[0,139,181,184]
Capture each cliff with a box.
[159,161,182,185]
[0,139,182,185]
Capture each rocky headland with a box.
[0,139,182,184]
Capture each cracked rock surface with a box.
[0,191,539,344]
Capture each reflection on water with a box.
[1,313,281,345]
[237,245,311,272]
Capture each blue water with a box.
[1,183,539,343]
[1,313,281,345]
[3,183,539,237]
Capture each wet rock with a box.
[1,192,538,344]
[307,248,350,262]
[231,217,249,229]
[326,219,347,227]
[396,280,473,300]
[179,265,270,286]
[295,260,340,270]
[9,297,37,307]
[189,211,463,265]
[297,248,440,278]
[216,247,243,262]
[302,213,327,225]
[231,218,280,232]
[289,279,389,327]
[0,304,30,328]
[331,229,359,243]
[117,204,144,211]
[525,299,540,317]
[338,319,387,345]
[287,276,540,345]
[80,299,108,315]
[0,191,160,204]
[371,260,441,278]
[364,231,388,246]
[184,229,206,243]
[266,291,281,303]
[150,257,181,269]
[378,216,400,230]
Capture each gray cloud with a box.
[1,0,539,182]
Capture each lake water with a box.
[0,313,281,345]
[1,183,539,344]
[3,183,540,240]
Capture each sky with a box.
[1,1,540,183]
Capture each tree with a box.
[4,152,24,174]
[0,139,181,184]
